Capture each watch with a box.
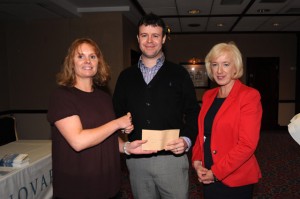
[123,141,131,155]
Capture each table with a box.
[0,140,52,199]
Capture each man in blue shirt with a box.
[113,13,199,199]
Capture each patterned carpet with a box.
[120,130,300,199]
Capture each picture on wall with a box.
[181,62,209,88]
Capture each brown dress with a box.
[47,86,121,199]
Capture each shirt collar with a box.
[138,54,165,69]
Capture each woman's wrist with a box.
[193,160,202,169]
[123,141,131,155]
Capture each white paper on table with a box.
[142,129,179,150]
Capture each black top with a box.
[47,86,121,199]
[204,97,225,169]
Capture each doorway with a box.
[246,57,279,131]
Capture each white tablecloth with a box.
[0,140,52,199]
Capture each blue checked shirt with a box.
[138,55,165,84]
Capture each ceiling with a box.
[1,0,300,33]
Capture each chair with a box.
[0,116,18,146]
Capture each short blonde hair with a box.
[205,41,243,81]
[56,38,110,87]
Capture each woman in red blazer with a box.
[192,42,262,199]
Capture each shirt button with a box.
[146,102,151,106]
[212,150,217,154]
[146,120,151,124]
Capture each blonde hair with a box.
[56,38,110,87]
[205,41,243,81]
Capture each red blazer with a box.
[192,80,262,187]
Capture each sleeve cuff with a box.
[181,136,191,152]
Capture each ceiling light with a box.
[216,23,224,27]
[257,9,270,13]
[273,23,280,27]
[188,9,200,15]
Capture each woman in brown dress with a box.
[47,38,154,199]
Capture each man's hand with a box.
[164,137,187,154]
[128,140,157,154]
